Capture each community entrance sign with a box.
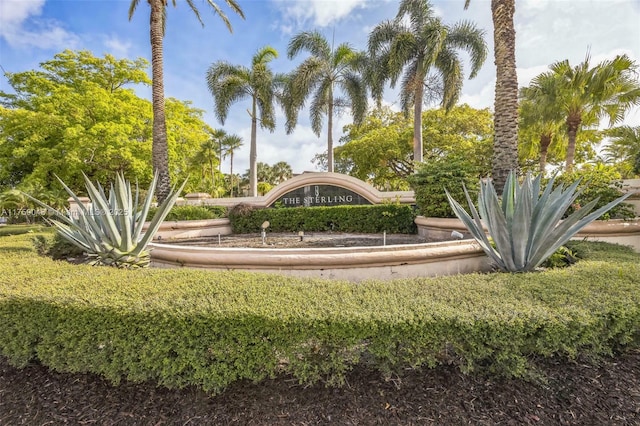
[180,173,415,209]
[270,184,372,207]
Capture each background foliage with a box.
[0,50,213,198]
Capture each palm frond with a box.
[446,20,488,78]
[434,47,463,110]
[128,0,141,20]
[339,71,367,126]
[253,45,278,67]
[399,60,419,115]
[387,31,418,88]
[206,61,252,123]
[309,79,332,136]
[368,20,401,56]
[397,0,436,35]
[288,30,331,60]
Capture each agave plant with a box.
[25,173,186,268]
[446,171,633,272]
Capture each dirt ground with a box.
[1,350,639,425]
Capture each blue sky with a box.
[1,0,639,175]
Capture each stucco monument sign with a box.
[177,172,416,209]
[270,184,372,207]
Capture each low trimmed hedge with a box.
[0,235,639,394]
[0,224,49,237]
[146,205,228,222]
[229,204,417,234]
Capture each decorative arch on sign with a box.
[263,172,413,208]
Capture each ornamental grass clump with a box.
[446,171,633,272]
[25,172,185,268]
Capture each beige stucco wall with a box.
[149,239,491,282]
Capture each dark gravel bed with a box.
[2,350,639,425]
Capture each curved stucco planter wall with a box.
[143,218,232,240]
[149,239,491,282]
[415,216,640,253]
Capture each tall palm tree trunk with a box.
[539,134,551,173]
[209,158,215,190]
[249,98,258,196]
[413,77,424,163]
[327,99,334,173]
[565,117,580,173]
[491,0,519,192]
[229,152,234,197]
[149,0,171,202]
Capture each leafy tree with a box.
[368,0,487,164]
[311,151,353,175]
[286,31,368,172]
[128,0,244,202]
[336,107,413,189]
[409,154,480,218]
[464,0,519,192]
[336,105,493,190]
[0,50,211,196]
[207,46,281,197]
[257,181,273,196]
[527,54,640,172]
[421,104,493,174]
[554,163,636,220]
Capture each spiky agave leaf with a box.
[447,171,634,272]
[24,172,185,268]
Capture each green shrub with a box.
[229,204,417,234]
[1,234,639,394]
[146,205,228,222]
[409,155,480,218]
[554,165,636,220]
[541,244,578,269]
[31,232,85,260]
[0,224,48,237]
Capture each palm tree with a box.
[528,54,640,172]
[221,133,243,197]
[369,0,487,164]
[255,162,275,184]
[192,131,223,192]
[463,0,518,191]
[128,0,244,202]
[286,31,368,173]
[519,79,565,174]
[271,161,293,184]
[604,125,640,177]
[207,46,281,197]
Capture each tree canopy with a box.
[336,105,493,190]
[0,50,213,196]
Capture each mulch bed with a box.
[2,350,639,425]
[170,232,447,249]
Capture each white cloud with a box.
[0,0,78,49]
[273,0,369,30]
[103,36,133,58]
[0,0,44,26]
